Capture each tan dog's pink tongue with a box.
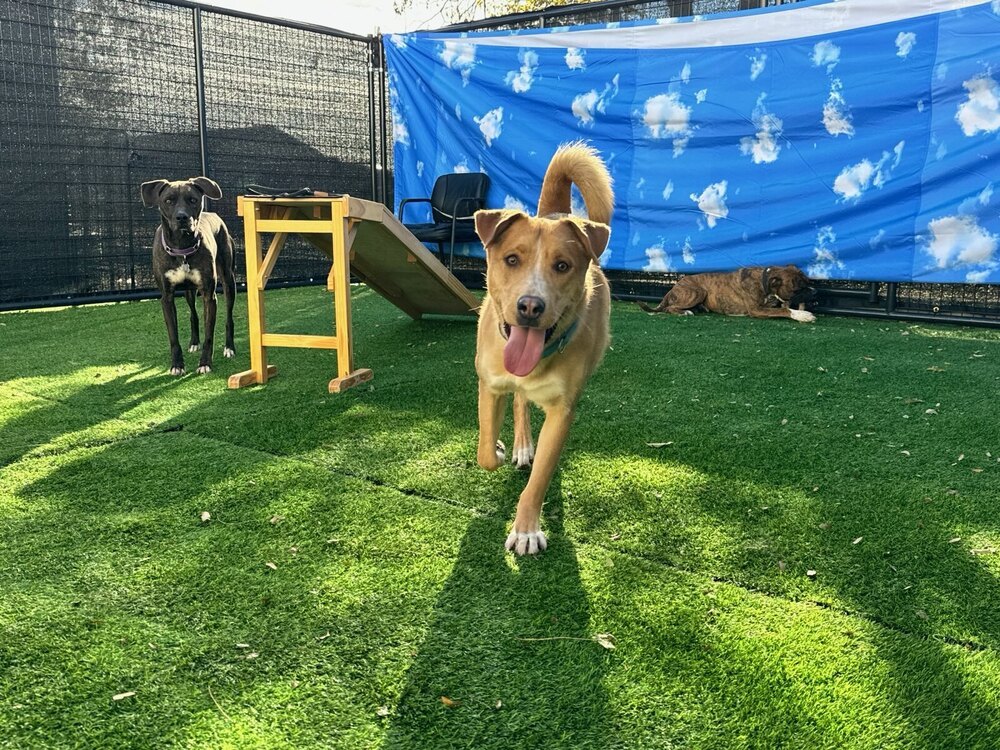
[503,326,546,377]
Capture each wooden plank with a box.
[256,219,334,233]
[347,196,386,222]
[331,200,355,379]
[261,333,339,349]
[257,207,291,290]
[243,203,270,385]
[228,364,278,389]
[329,368,373,393]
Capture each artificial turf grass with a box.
[2,286,1000,748]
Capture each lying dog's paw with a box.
[682,310,694,316]
[512,440,534,470]
[790,309,816,323]
[188,343,201,352]
[196,365,212,374]
[223,347,235,358]
[169,366,185,377]
[505,529,547,556]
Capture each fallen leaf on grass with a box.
[806,569,817,578]
[778,560,787,572]
[265,562,278,571]
[376,706,390,718]
[199,511,211,523]
[269,515,284,525]
[971,548,998,556]
[946,489,960,496]
[316,632,331,641]
[495,700,503,709]
[245,652,259,660]
[925,409,937,415]
[926,366,946,372]
[610,533,621,541]
[915,609,929,621]
[646,442,674,448]
[235,643,251,649]
[440,696,461,708]
[949,537,962,544]
[818,522,831,530]
[594,633,616,651]
[112,691,136,701]
[900,450,911,456]
[852,537,864,545]
[972,468,984,473]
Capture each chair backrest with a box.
[430,173,490,223]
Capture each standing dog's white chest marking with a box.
[164,266,202,287]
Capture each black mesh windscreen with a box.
[1,0,201,304]
[0,0,374,306]
[199,11,374,284]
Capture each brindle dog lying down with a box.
[639,265,816,322]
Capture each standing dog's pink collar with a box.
[160,229,201,257]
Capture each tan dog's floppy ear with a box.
[191,176,222,200]
[474,209,524,248]
[140,179,169,208]
[566,219,611,263]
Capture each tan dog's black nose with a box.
[517,295,546,323]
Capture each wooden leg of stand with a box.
[228,204,273,389]
[326,199,373,393]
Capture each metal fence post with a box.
[192,6,209,177]
[378,35,389,208]
[368,36,379,202]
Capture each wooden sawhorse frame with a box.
[228,194,478,393]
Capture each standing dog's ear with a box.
[565,219,611,263]
[191,176,222,200]
[140,179,169,208]
[475,209,524,248]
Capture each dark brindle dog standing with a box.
[140,177,237,375]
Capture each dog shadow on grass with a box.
[384,473,616,750]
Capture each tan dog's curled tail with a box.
[537,141,614,225]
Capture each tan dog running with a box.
[474,143,613,556]
[638,265,816,322]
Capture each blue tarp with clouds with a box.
[385,0,1000,283]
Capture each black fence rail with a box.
[1,0,997,326]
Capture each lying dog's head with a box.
[475,209,609,375]
[140,177,222,234]
[762,264,814,307]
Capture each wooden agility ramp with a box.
[229,194,479,393]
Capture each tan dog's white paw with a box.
[790,309,816,323]
[512,441,534,469]
[505,529,547,556]
[223,347,235,358]
[682,309,694,316]
[188,343,200,352]
[196,365,212,374]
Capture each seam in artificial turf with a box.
[151,425,1000,656]
[5,401,991,657]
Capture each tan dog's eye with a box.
[504,255,519,267]
[554,261,571,273]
